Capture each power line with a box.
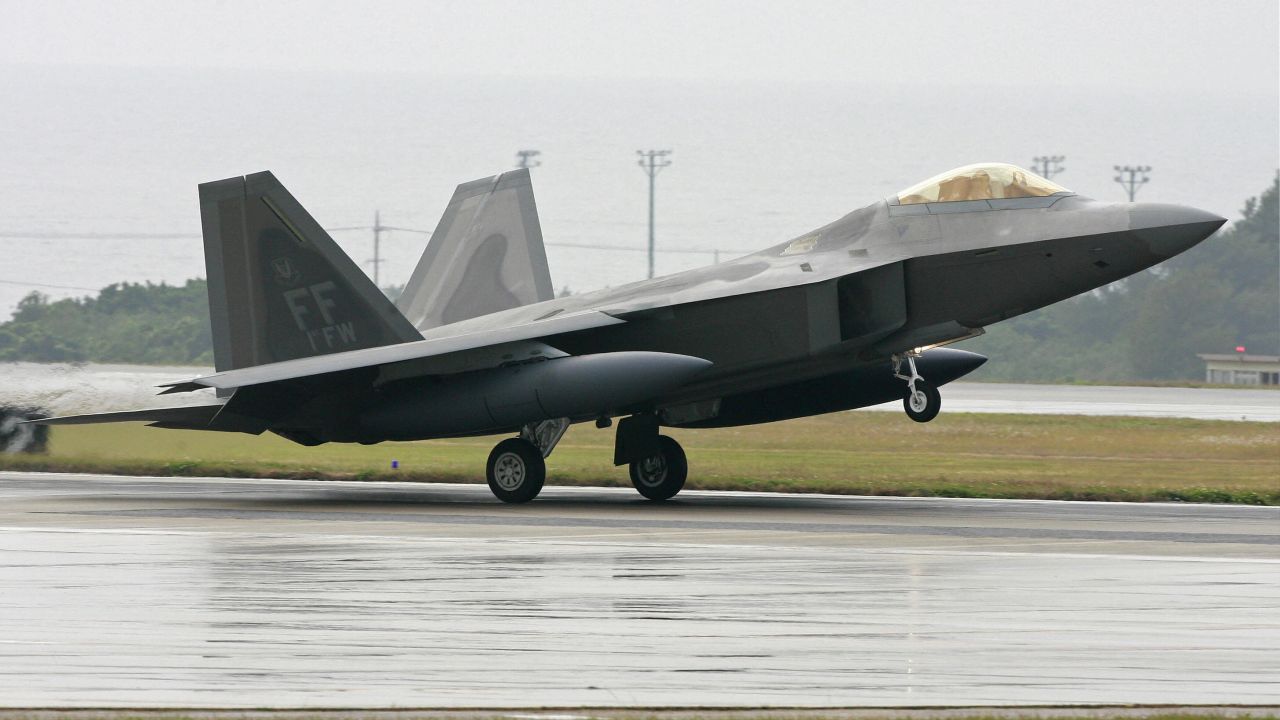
[637,149,673,279]
[0,278,100,292]
[0,231,202,240]
[0,210,754,298]
[378,225,432,235]
[544,240,749,256]
[0,223,749,254]
[0,224,392,240]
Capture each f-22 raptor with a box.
[38,163,1225,503]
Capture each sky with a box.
[0,0,1276,321]
[1,0,1277,94]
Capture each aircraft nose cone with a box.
[1130,203,1226,258]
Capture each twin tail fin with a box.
[199,172,422,373]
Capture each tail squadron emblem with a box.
[270,256,303,287]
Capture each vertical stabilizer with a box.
[396,168,554,331]
[200,172,422,373]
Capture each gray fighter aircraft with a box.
[36,163,1224,503]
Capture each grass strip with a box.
[2,412,1277,505]
[0,711,1275,720]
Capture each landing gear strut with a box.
[893,352,941,423]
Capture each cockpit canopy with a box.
[897,163,1068,205]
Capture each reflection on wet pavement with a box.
[0,473,1277,707]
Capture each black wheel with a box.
[629,435,688,501]
[903,380,941,423]
[486,438,546,504]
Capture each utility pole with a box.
[1114,165,1152,202]
[516,150,541,169]
[636,149,672,279]
[368,210,385,286]
[1031,155,1065,180]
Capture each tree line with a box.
[2,176,1276,382]
[0,280,213,364]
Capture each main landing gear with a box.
[893,352,941,423]
[486,437,545,504]
[485,417,568,504]
[629,435,688,501]
[484,414,690,503]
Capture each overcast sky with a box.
[2,0,1277,93]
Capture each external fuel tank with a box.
[360,351,711,440]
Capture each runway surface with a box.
[3,362,1277,421]
[0,472,1277,708]
[867,381,1280,422]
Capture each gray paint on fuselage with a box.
[419,194,1137,341]
[292,188,1217,439]
[404,193,1178,419]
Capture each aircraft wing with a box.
[161,309,624,393]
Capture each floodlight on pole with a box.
[1031,155,1065,180]
[637,149,672,279]
[1114,165,1152,202]
[516,150,541,169]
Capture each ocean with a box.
[0,65,1276,318]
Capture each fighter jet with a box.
[35,163,1225,503]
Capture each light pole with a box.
[516,150,541,169]
[1031,155,1065,180]
[636,149,672,279]
[1114,165,1152,202]
[368,210,385,286]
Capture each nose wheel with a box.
[894,352,942,423]
[904,379,941,422]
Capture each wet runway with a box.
[0,472,1277,708]
[867,381,1280,422]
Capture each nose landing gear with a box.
[893,352,941,423]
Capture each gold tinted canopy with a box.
[897,163,1068,205]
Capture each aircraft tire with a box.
[903,380,942,423]
[486,438,546,504]
[629,435,687,501]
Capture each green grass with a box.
[0,707,1269,712]
[2,411,1277,504]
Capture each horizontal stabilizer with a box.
[160,309,625,393]
[27,404,225,429]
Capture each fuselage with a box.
[356,191,1219,435]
